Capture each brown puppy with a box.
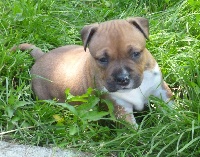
[13,17,173,127]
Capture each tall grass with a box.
[0,0,199,156]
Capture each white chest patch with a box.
[109,64,164,111]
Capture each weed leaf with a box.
[69,124,78,136]
[83,111,109,122]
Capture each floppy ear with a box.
[126,17,149,39]
[80,23,98,51]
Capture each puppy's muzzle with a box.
[114,73,130,86]
[106,68,138,92]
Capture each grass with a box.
[0,0,200,156]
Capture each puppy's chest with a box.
[110,64,162,111]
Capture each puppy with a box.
[12,17,173,127]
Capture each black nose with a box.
[115,74,130,86]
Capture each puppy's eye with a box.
[131,51,141,59]
[98,57,108,65]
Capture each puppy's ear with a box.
[81,23,98,51]
[127,17,149,39]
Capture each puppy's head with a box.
[81,17,149,92]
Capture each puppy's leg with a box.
[114,102,138,128]
[153,81,173,106]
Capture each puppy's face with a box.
[81,17,149,92]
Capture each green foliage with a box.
[0,0,200,156]
[51,88,115,136]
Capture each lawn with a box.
[0,0,200,156]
